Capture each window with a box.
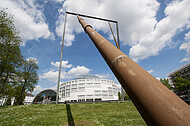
[102,94,108,98]
[86,83,93,87]
[71,88,77,92]
[109,95,113,98]
[66,89,70,96]
[95,94,101,98]
[113,90,117,95]
[78,87,85,91]
[102,90,108,94]
[78,84,85,87]
[72,84,77,88]
[94,83,100,87]
[94,90,101,94]
[108,87,112,90]
[86,95,93,99]
[66,85,70,89]
[62,91,65,97]
[78,95,85,99]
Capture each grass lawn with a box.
[0,101,146,126]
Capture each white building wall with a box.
[59,78,118,102]
[23,96,34,105]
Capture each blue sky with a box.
[0,0,190,94]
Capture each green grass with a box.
[0,101,146,126]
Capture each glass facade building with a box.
[33,89,56,104]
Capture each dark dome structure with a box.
[32,89,56,104]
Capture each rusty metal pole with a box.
[77,15,190,126]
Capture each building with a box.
[167,63,190,100]
[32,89,56,104]
[59,74,118,103]
[23,93,34,105]
[0,92,34,106]
[167,63,190,82]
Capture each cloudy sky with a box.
[0,0,190,94]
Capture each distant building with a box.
[167,63,190,84]
[0,96,7,106]
[0,92,34,106]
[23,93,34,105]
[59,74,119,103]
[32,89,56,104]
[167,63,190,100]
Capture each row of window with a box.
[60,89,117,98]
[77,94,114,99]
[61,79,116,86]
[60,83,118,91]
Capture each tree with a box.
[160,78,173,90]
[173,72,190,98]
[124,90,129,100]
[118,90,130,101]
[118,92,122,100]
[0,9,23,97]
[14,58,39,105]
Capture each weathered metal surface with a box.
[77,15,190,126]
[108,21,119,49]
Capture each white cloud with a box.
[51,61,72,68]
[156,77,161,81]
[148,69,154,74]
[52,0,65,3]
[95,73,111,79]
[67,66,91,77]
[40,65,91,82]
[40,69,67,82]
[56,14,76,47]
[129,0,190,61]
[32,85,43,95]
[56,0,190,61]
[56,0,159,51]
[180,31,190,62]
[0,0,51,45]
[32,85,57,95]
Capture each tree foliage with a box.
[173,72,190,98]
[118,89,130,100]
[14,58,39,105]
[118,92,122,100]
[0,9,39,105]
[0,9,23,97]
[160,78,173,90]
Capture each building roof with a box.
[75,74,100,80]
[167,63,190,77]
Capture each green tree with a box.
[173,72,190,98]
[124,90,129,100]
[119,89,130,100]
[0,9,23,97]
[160,78,173,90]
[14,58,39,105]
[118,92,122,100]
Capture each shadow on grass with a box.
[66,104,75,126]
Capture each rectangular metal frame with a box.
[56,11,123,104]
